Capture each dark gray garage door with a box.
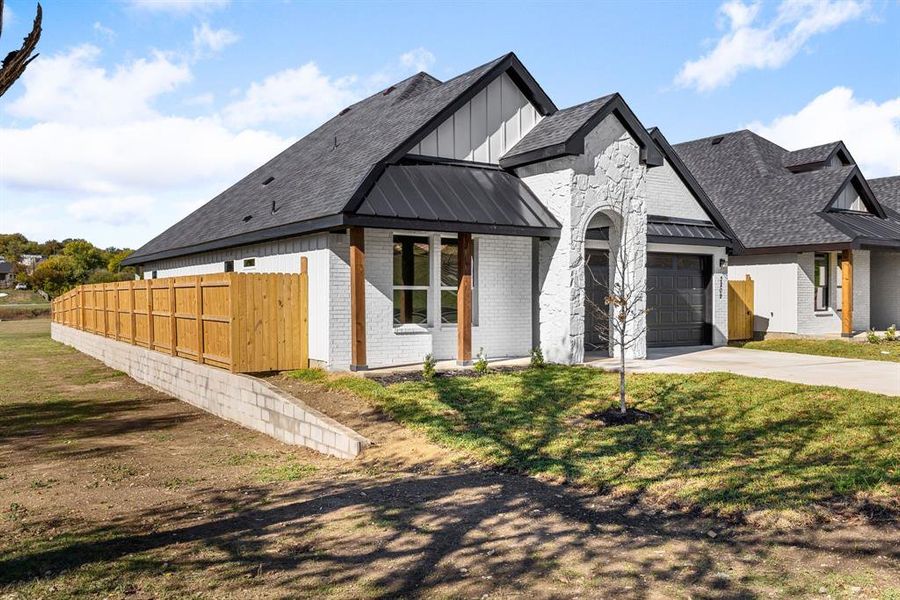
[646,253,711,347]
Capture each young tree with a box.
[584,188,648,414]
[30,254,78,298]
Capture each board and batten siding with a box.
[140,234,330,363]
[409,72,542,163]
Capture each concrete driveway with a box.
[585,346,900,396]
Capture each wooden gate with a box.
[728,275,754,341]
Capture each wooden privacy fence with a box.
[728,275,755,341]
[51,262,309,373]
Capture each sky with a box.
[0,0,898,249]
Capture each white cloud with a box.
[747,87,900,177]
[221,62,360,129]
[67,195,156,226]
[126,0,229,14]
[192,22,239,58]
[93,21,117,42]
[400,47,436,73]
[6,44,191,125]
[0,43,437,247]
[676,0,868,91]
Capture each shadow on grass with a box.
[3,468,898,599]
[377,366,899,519]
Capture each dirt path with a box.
[1,321,898,599]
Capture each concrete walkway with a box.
[585,346,900,396]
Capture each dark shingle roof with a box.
[126,54,561,265]
[783,142,841,169]
[870,176,900,215]
[357,162,560,235]
[673,130,898,250]
[501,95,615,159]
[0,261,12,274]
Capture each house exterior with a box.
[0,261,12,288]
[674,131,900,336]
[123,52,734,370]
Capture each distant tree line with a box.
[0,233,135,297]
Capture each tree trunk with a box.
[619,322,626,413]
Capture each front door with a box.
[584,249,609,353]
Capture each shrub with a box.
[866,329,881,344]
[886,325,897,342]
[474,348,488,375]
[530,346,545,369]
[422,353,437,380]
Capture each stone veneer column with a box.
[520,119,648,364]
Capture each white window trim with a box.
[241,257,257,271]
[391,232,479,332]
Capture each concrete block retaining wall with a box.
[51,323,369,458]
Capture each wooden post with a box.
[146,279,155,351]
[101,284,108,337]
[300,257,309,368]
[457,232,473,365]
[841,249,853,337]
[129,280,136,345]
[169,279,177,356]
[195,276,204,364]
[112,283,120,340]
[349,227,367,371]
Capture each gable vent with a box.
[261,176,275,186]
[711,136,724,146]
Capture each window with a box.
[439,238,476,324]
[224,260,234,273]
[242,258,256,269]
[393,236,430,325]
[151,271,158,280]
[814,253,829,311]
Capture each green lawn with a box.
[294,366,900,520]
[736,338,900,362]
[0,289,48,305]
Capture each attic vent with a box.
[338,107,351,116]
[261,176,275,186]
[382,85,396,96]
[242,215,253,223]
[711,136,724,146]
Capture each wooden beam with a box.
[841,249,853,337]
[349,227,367,370]
[457,232,473,365]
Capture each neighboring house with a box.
[19,254,44,274]
[122,52,734,370]
[868,176,900,329]
[674,131,900,336]
[0,261,12,288]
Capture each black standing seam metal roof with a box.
[587,220,731,246]
[673,130,899,252]
[123,52,559,266]
[356,163,561,235]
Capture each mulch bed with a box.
[586,406,657,426]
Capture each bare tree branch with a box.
[0,0,42,98]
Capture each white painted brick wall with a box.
[870,250,900,329]
[796,250,870,335]
[329,229,532,370]
[645,157,710,221]
[51,323,368,458]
